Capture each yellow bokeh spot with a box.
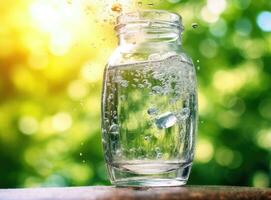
[67,80,88,100]
[52,112,72,132]
[80,62,104,83]
[195,138,214,163]
[257,129,271,149]
[253,171,270,188]
[18,116,39,135]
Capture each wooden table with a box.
[0,186,271,200]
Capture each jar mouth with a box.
[115,10,183,33]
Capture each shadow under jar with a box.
[101,10,198,187]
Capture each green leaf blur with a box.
[0,0,270,188]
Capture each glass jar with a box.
[101,10,198,187]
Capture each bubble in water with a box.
[108,93,114,100]
[192,23,198,29]
[147,107,158,115]
[156,152,163,159]
[144,135,150,141]
[152,86,163,94]
[109,124,119,135]
[177,108,190,121]
[138,84,144,88]
[155,112,177,129]
[148,53,160,61]
[120,80,128,87]
[155,147,161,153]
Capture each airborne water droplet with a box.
[155,112,177,129]
[192,23,198,29]
[147,107,158,115]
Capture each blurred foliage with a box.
[0,0,271,188]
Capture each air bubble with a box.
[109,124,119,135]
[147,107,158,115]
[176,108,190,121]
[152,86,163,94]
[144,135,150,141]
[120,80,128,87]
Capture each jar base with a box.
[107,162,192,187]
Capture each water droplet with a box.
[197,66,200,70]
[155,147,161,153]
[157,152,163,159]
[147,107,158,115]
[109,124,119,135]
[196,59,200,63]
[79,153,83,156]
[155,112,177,129]
[144,135,150,141]
[152,86,163,94]
[177,108,190,121]
[108,94,114,100]
[120,80,128,87]
[192,23,198,29]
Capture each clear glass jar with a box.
[101,10,198,187]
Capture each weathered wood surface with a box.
[0,186,271,200]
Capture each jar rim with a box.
[115,10,183,31]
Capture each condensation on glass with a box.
[101,10,198,187]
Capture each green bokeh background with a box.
[0,0,270,188]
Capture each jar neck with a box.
[115,10,183,53]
